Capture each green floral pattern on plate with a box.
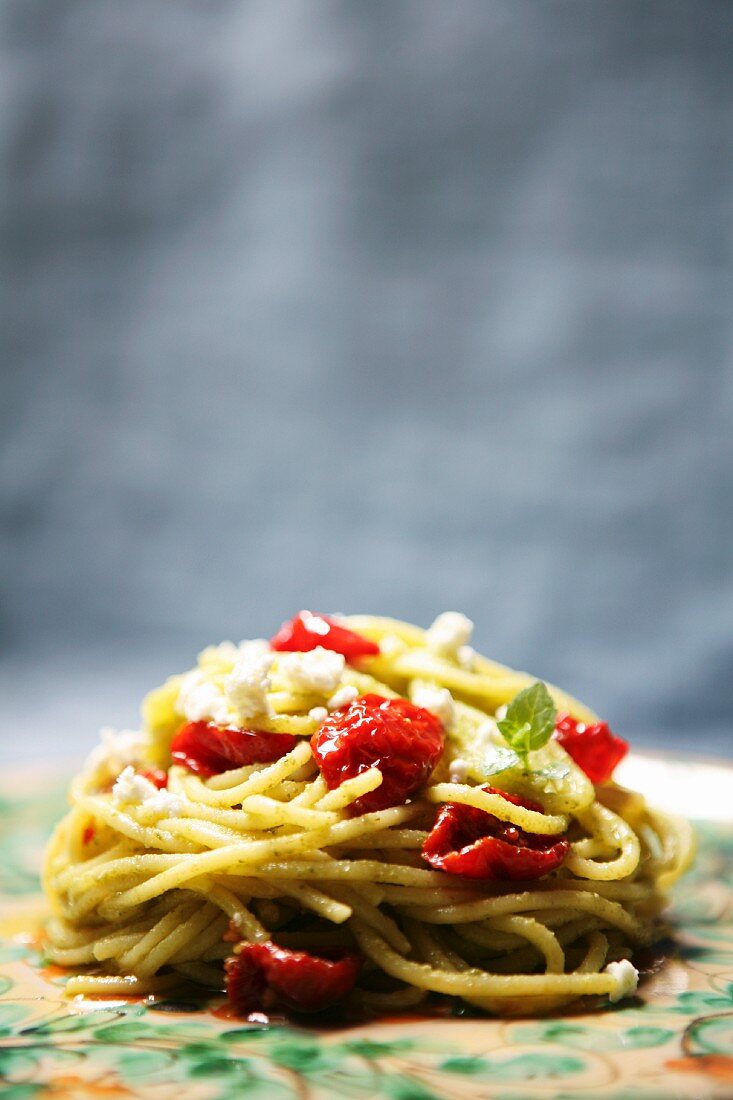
[1,757,732,1099]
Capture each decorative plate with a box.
[1,752,732,1100]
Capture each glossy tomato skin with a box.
[422,786,569,881]
[311,693,445,814]
[225,942,362,1015]
[138,767,169,789]
[554,713,629,784]
[170,721,298,778]
[270,611,380,659]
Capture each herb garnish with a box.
[496,681,557,772]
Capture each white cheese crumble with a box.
[604,959,639,1002]
[308,706,328,723]
[327,684,359,710]
[412,684,455,728]
[144,789,185,817]
[298,611,332,636]
[495,704,508,721]
[178,670,231,725]
[448,757,469,784]
[224,643,275,720]
[112,766,184,815]
[426,612,474,657]
[277,647,345,696]
[112,766,158,805]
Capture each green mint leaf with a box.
[496,682,557,770]
[480,747,522,777]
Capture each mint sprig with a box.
[480,746,523,777]
[496,681,557,772]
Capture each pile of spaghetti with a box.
[43,611,694,1017]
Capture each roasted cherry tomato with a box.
[225,942,362,1015]
[138,767,169,789]
[554,713,628,784]
[270,611,380,659]
[422,786,569,880]
[171,721,298,778]
[311,693,444,814]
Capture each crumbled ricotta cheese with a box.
[277,647,345,695]
[143,789,185,817]
[308,706,328,723]
[327,684,359,710]
[178,670,231,725]
[495,704,507,722]
[448,757,469,784]
[224,644,275,721]
[85,727,146,775]
[111,766,183,815]
[604,959,639,1002]
[457,644,476,670]
[426,612,474,657]
[412,684,455,728]
[112,766,158,805]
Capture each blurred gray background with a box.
[2,1,732,764]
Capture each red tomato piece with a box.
[138,767,169,790]
[311,693,444,814]
[170,721,298,778]
[225,942,362,1015]
[554,713,629,784]
[270,610,380,659]
[422,786,569,880]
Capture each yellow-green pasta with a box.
[43,611,694,1015]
